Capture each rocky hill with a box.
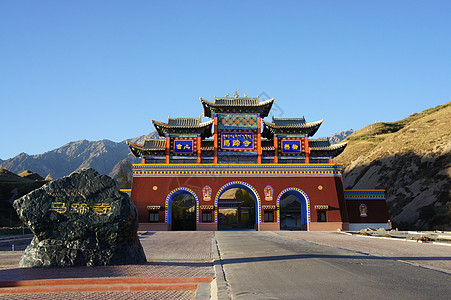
[0,169,47,226]
[328,129,355,144]
[336,102,451,230]
[0,132,158,180]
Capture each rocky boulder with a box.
[13,168,146,267]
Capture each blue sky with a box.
[1,1,450,160]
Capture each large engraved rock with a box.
[13,168,146,267]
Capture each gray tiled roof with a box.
[214,98,260,106]
[262,119,323,129]
[200,97,275,118]
[153,119,213,128]
[152,118,214,138]
[272,117,306,126]
[309,139,331,148]
[166,118,200,127]
[309,141,347,151]
[143,139,166,150]
[127,139,166,151]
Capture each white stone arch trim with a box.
[165,187,199,224]
[276,187,311,224]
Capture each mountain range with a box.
[0,132,159,180]
[0,131,351,181]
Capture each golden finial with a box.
[244,93,248,98]
[225,93,229,98]
[234,91,239,98]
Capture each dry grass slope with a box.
[336,102,451,230]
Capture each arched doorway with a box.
[277,188,310,231]
[172,194,196,230]
[217,188,256,230]
[215,181,261,230]
[165,187,199,231]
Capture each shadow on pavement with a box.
[219,253,451,265]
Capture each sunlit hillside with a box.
[336,102,451,230]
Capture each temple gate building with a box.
[126,92,389,231]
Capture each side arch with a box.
[276,187,310,224]
[165,187,199,225]
[214,181,262,224]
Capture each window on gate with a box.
[202,211,212,223]
[149,212,159,222]
[264,211,274,222]
[317,211,327,222]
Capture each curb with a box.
[0,277,213,295]
[211,232,231,300]
[353,233,451,246]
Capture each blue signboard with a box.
[281,140,302,153]
[174,140,194,153]
[221,132,254,150]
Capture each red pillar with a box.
[197,136,201,164]
[214,117,218,164]
[274,136,279,164]
[304,137,310,164]
[165,137,170,164]
[257,116,262,164]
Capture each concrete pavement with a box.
[214,231,451,299]
[275,231,451,274]
[0,230,450,299]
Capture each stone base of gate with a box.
[308,222,349,231]
[139,223,170,231]
[196,223,218,231]
[258,223,280,231]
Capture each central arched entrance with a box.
[277,188,310,231]
[215,181,261,230]
[165,187,199,231]
[218,188,256,230]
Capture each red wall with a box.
[131,175,349,224]
[345,199,389,223]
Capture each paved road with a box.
[215,231,451,299]
[276,231,451,274]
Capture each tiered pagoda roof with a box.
[127,139,166,157]
[200,95,275,118]
[128,92,347,161]
[309,139,347,157]
[152,117,213,138]
[262,117,323,138]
